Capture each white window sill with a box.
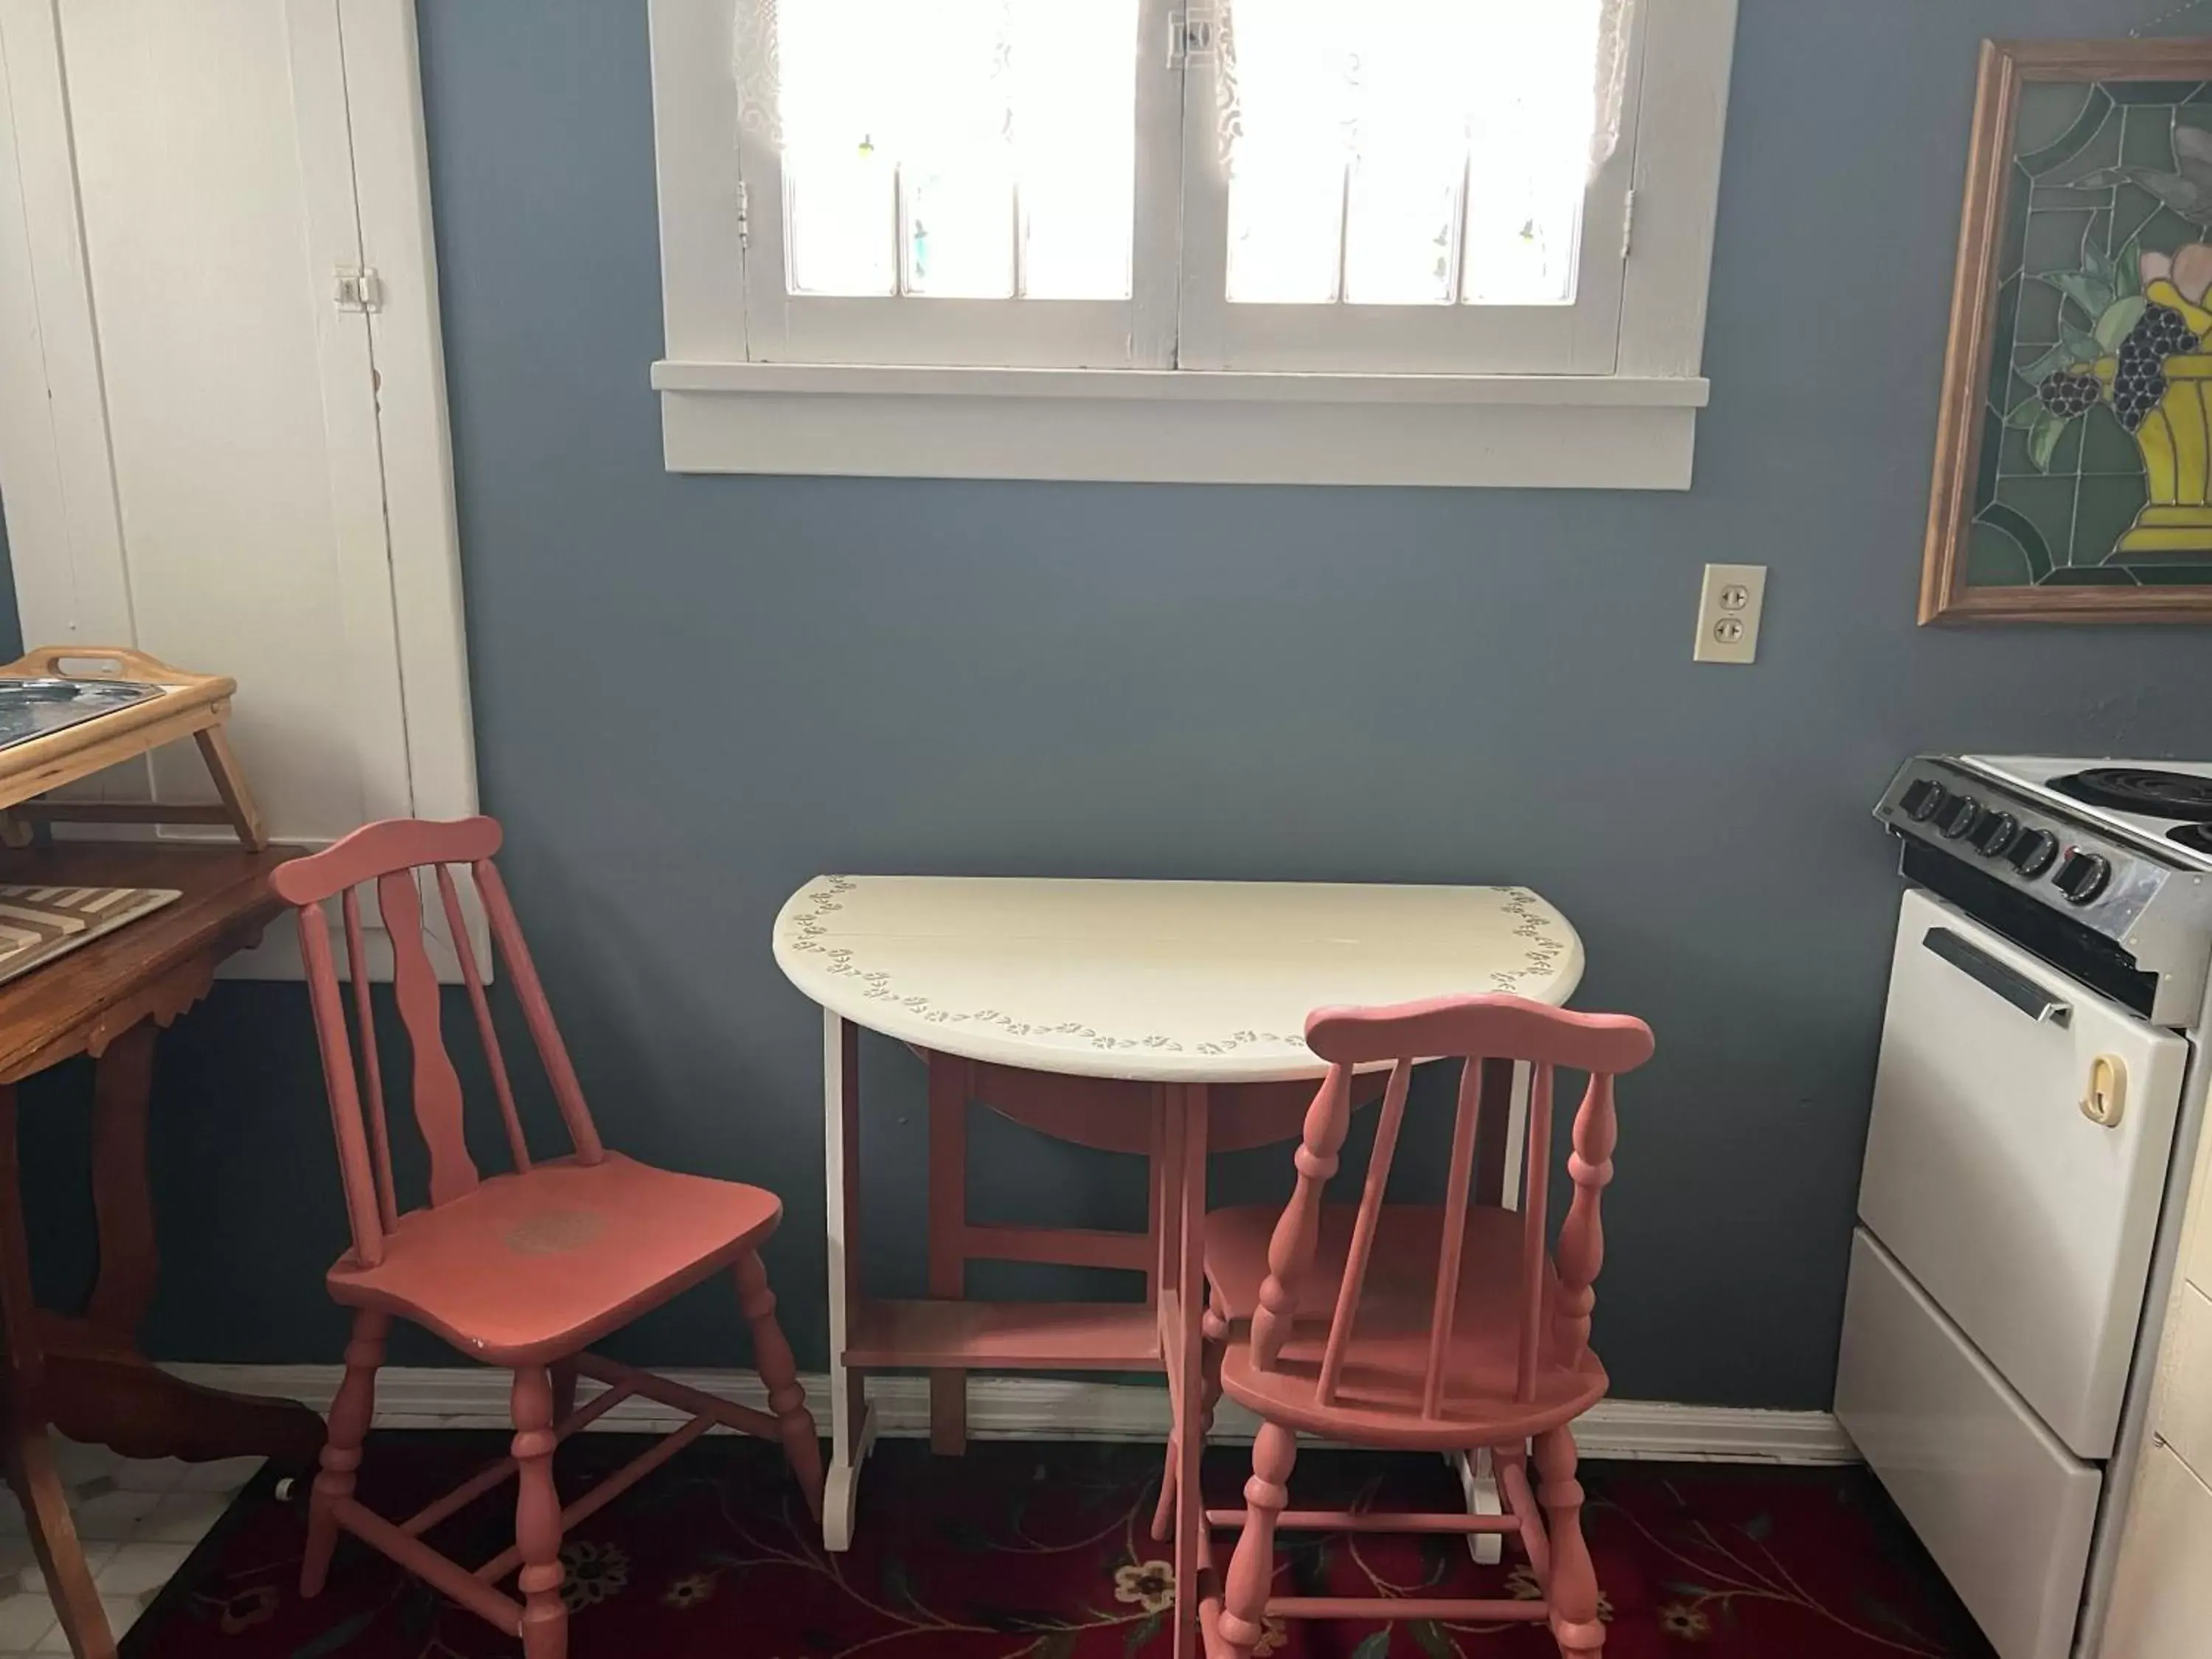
[650,361,1710,489]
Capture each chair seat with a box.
[1207,1202,1606,1448]
[327,1152,782,1365]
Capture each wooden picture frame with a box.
[1923,39,2212,624]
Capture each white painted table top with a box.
[772,876,1585,1083]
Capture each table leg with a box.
[0,1082,114,1659]
[191,726,268,851]
[1145,1087,1164,1303]
[1470,1057,1517,1208]
[84,1026,159,1338]
[28,1025,323,1465]
[1156,1086,1183,1299]
[822,1013,875,1551]
[7,1434,111,1659]
[1172,1084,1208,1659]
[1453,1448,1509,1565]
[926,1052,968,1455]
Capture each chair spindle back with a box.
[1248,993,1653,1422]
[271,816,606,1269]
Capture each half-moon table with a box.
[771,876,1584,1652]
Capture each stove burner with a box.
[2171,824,2212,855]
[2049,767,2212,823]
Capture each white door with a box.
[0,0,475,970]
[1857,888,2188,1458]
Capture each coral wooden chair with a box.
[1184,995,1653,1659]
[271,816,821,1659]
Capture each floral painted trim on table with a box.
[780,877,1576,1054]
[1498,887,1572,991]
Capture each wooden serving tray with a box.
[0,647,264,848]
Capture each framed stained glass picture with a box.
[1923,39,2212,623]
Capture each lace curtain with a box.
[1590,0,1638,176]
[735,1,1028,156]
[732,0,782,142]
[732,0,1638,182]
[1211,0,1638,184]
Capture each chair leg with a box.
[1217,1420,1295,1658]
[301,1309,386,1599]
[1537,1426,1602,1657]
[1151,1290,1227,1542]
[735,1251,824,1519]
[512,1366,568,1659]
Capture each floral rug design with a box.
[123,1436,1992,1658]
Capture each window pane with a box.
[1223,0,1605,308]
[904,164,1015,299]
[770,0,1138,302]
[1461,1,1600,305]
[1226,150,1344,304]
[1012,0,1138,300]
[1224,1,1345,303]
[1343,156,1459,305]
[787,153,896,296]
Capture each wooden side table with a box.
[0,841,321,1659]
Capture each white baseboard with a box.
[166,1364,1855,1466]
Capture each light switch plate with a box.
[1694,563,1767,664]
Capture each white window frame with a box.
[648,0,1736,489]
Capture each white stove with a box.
[1837,755,2212,1659]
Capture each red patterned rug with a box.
[122,1435,1992,1658]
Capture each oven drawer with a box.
[1837,1228,2099,1659]
[1858,888,2187,1457]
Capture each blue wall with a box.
[27,0,2212,1409]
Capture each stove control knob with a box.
[2053,850,2112,905]
[2008,830,2060,879]
[1899,779,1947,822]
[1972,812,2020,858]
[1937,795,1981,840]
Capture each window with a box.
[724,0,1175,368]
[650,0,1737,487]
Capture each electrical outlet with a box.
[1694,563,1767,664]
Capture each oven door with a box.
[1856,888,2187,1459]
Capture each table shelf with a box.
[844,1298,1161,1372]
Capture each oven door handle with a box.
[1921,926,2072,1027]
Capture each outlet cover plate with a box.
[1694,563,1767,664]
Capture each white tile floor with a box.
[0,1439,259,1655]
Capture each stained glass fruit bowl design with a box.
[2012,243,2212,556]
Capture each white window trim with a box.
[647,0,1737,490]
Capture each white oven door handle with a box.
[1921,926,2073,1027]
